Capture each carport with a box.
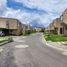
[2,29,10,35]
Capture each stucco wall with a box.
[8,19,18,29]
[53,18,62,28]
[64,26,67,36]
[63,9,67,24]
[0,19,7,28]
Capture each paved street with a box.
[0,33,67,67]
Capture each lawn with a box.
[44,33,67,42]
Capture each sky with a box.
[0,0,67,28]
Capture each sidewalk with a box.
[42,35,67,51]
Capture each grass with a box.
[44,33,67,42]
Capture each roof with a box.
[0,17,23,24]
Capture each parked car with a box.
[0,31,5,36]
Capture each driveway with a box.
[0,33,67,67]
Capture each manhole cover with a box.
[15,45,29,48]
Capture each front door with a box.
[60,28,63,34]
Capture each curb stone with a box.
[0,39,13,46]
[42,35,67,52]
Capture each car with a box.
[0,31,5,36]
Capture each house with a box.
[0,17,22,35]
[22,24,33,35]
[40,28,45,32]
[45,23,55,34]
[49,23,55,34]
[60,9,67,36]
[52,18,63,35]
[45,18,63,35]
[34,28,42,32]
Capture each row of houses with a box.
[45,9,67,36]
[35,28,45,32]
[0,17,34,36]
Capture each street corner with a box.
[42,35,67,52]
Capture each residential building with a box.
[45,18,63,35]
[0,17,22,35]
[53,18,63,35]
[60,9,67,36]
[34,28,42,32]
[45,23,55,34]
[22,24,33,35]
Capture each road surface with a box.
[0,33,67,67]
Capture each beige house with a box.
[60,9,67,36]
[45,18,63,35]
[53,18,63,35]
[49,23,55,34]
[22,24,34,35]
[45,23,55,34]
[34,28,42,32]
[45,8,67,36]
[0,18,22,35]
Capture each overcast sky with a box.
[0,0,67,27]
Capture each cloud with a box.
[11,0,67,27]
[0,0,67,27]
[14,0,67,13]
[0,0,7,16]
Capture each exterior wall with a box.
[62,24,67,36]
[0,18,22,35]
[9,29,21,35]
[22,24,28,35]
[61,9,67,36]
[0,18,7,29]
[8,19,18,29]
[62,9,67,24]
[17,22,22,35]
[53,18,62,28]
[53,18,63,35]
[58,27,63,35]
[46,23,55,34]
[8,20,22,35]
[35,28,42,32]
[49,24,54,31]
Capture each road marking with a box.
[62,52,67,56]
[22,37,27,38]
[15,45,29,49]
[0,49,3,52]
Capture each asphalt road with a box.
[0,33,67,67]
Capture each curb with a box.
[0,40,13,46]
[0,41,9,46]
[42,35,67,52]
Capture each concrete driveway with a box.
[0,33,67,67]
